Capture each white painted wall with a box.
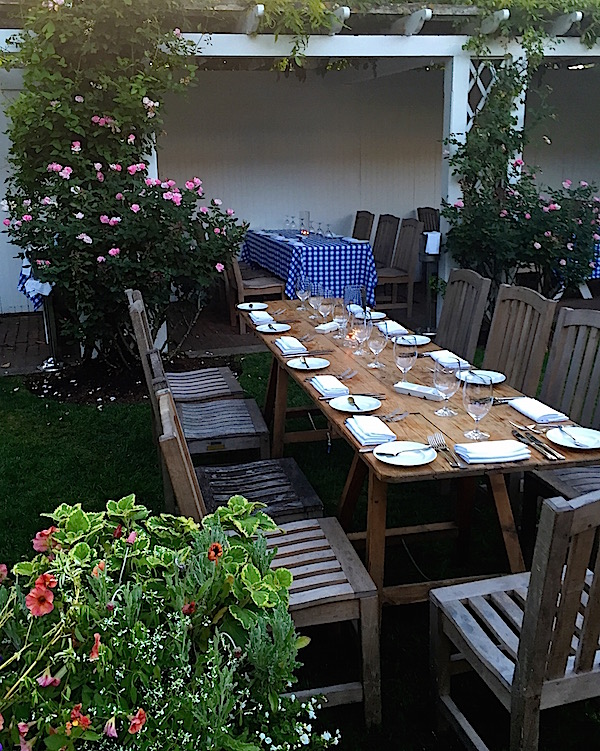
[158,67,445,236]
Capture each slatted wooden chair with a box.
[371,213,400,268]
[226,257,286,334]
[417,206,441,232]
[528,307,600,500]
[157,388,381,725]
[482,284,557,397]
[434,269,491,363]
[430,489,600,751]
[376,218,424,317]
[352,210,375,242]
[126,291,244,403]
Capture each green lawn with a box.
[1,355,599,750]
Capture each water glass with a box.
[332,300,348,340]
[353,316,373,356]
[316,223,324,237]
[290,216,297,230]
[318,290,334,323]
[308,283,324,320]
[295,274,311,311]
[462,375,493,440]
[433,361,460,416]
[393,337,417,381]
[368,327,387,368]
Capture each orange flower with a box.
[25,585,54,617]
[92,560,106,577]
[89,632,101,660]
[66,704,91,735]
[208,542,223,562]
[128,708,147,734]
[35,572,57,589]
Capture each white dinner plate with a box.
[394,335,431,347]
[456,369,506,385]
[287,357,331,371]
[546,426,600,450]
[237,302,268,311]
[328,395,382,413]
[354,310,386,321]
[256,323,291,333]
[372,441,437,467]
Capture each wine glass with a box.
[332,299,348,340]
[325,224,333,238]
[316,222,324,237]
[394,337,417,382]
[284,215,290,230]
[462,374,493,440]
[308,283,323,320]
[368,327,387,368]
[318,289,334,323]
[290,216,297,230]
[433,360,461,416]
[295,274,311,311]
[353,315,373,356]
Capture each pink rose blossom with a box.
[167,179,177,188]
[193,177,202,186]
[226,209,234,216]
[214,227,220,234]
[566,242,574,251]
[185,180,195,190]
[543,206,550,213]
[163,191,173,201]
[131,204,140,213]
[59,167,72,179]
[109,163,122,172]
[577,218,583,225]
[127,165,138,175]
[590,262,596,269]
[0,563,7,581]
[97,172,104,182]
[562,179,572,189]
[74,95,84,103]
[47,162,63,172]
[171,193,182,206]
[215,263,225,272]
[2,218,9,226]
[197,188,204,197]
[581,181,589,187]
[499,209,508,218]
[100,215,110,224]
[593,234,600,241]
[108,247,120,257]
[116,193,124,201]
[71,141,81,153]
[453,199,464,208]
[22,214,32,222]
[199,206,208,214]
[559,259,567,266]
[524,213,531,220]
[127,134,135,144]
[97,256,106,263]
[76,233,93,244]
[94,162,102,171]
[14,221,21,228]
[74,212,84,219]
[533,242,542,249]
[108,217,121,226]
[213,198,222,206]
[513,158,524,167]
[91,115,100,124]
[544,231,552,237]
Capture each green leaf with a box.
[275,568,293,589]
[229,603,259,629]
[65,507,90,534]
[45,734,69,750]
[12,561,34,576]
[241,563,261,588]
[71,541,91,564]
[295,635,311,650]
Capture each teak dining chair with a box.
[352,210,375,242]
[157,389,381,725]
[371,214,400,268]
[528,307,600,500]
[430,489,600,751]
[434,269,491,363]
[226,257,286,334]
[482,284,557,397]
[126,290,244,403]
[376,218,424,317]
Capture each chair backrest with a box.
[352,210,375,242]
[126,289,152,354]
[482,284,557,397]
[540,307,600,429]
[157,388,207,520]
[390,218,424,274]
[128,301,162,427]
[229,257,243,298]
[514,490,600,701]
[417,206,440,232]
[435,269,491,363]
[371,214,400,267]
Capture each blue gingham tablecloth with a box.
[590,244,600,280]
[240,229,378,306]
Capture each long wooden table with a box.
[246,301,600,607]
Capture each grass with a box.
[1,355,600,750]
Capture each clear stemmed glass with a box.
[353,315,373,356]
[332,299,348,340]
[318,290,334,323]
[290,216,297,230]
[433,360,461,416]
[368,327,387,368]
[325,224,333,238]
[308,283,324,320]
[462,375,493,440]
[295,274,311,311]
[284,215,290,230]
[394,337,417,382]
[316,222,324,237]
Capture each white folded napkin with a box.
[310,375,349,398]
[274,336,308,355]
[315,321,339,333]
[377,320,407,336]
[428,350,470,369]
[454,440,531,464]
[509,397,568,423]
[424,231,441,255]
[346,415,396,446]
[347,304,369,316]
[249,310,274,324]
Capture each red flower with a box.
[32,526,58,553]
[35,572,57,589]
[25,585,54,617]
[113,524,123,538]
[89,632,101,660]
[0,563,7,582]
[128,708,147,734]
[182,601,196,615]
[66,705,91,735]
[208,542,223,562]
[92,560,105,577]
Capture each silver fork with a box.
[557,425,588,448]
[427,433,461,468]
[272,308,286,316]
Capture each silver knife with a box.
[511,429,560,461]
[522,429,565,461]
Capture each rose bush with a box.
[0,495,339,750]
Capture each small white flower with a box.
[300,734,309,745]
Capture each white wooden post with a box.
[439,51,471,319]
